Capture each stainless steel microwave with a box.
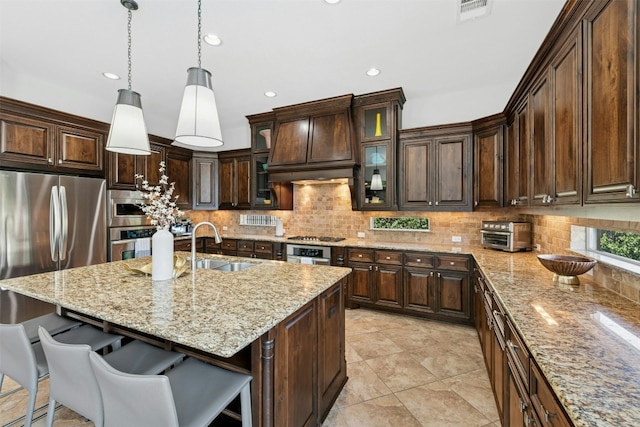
[481,221,532,252]
[107,189,151,228]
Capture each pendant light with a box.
[370,146,384,191]
[173,0,223,150]
[106,0,150,155]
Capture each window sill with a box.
[569,248,640,277]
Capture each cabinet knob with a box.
[385,256,390,260]
[48,158,53,164]
[430,271,434,277]
[437,272,441,278]
[58,159,62,164]
[474,201,478,206]
[626,184,637,198]
[369,265,372,270]
[450,261,455,265]
[358,254,363,258]
[416,259,421,262]
[435,201,439,206]
[428,201,432,206]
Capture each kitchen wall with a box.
[187,183,640,304]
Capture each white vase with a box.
[152,228,174,281]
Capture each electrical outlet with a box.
[222,226,228,231]
[451,236,462,243]
[535,243,541,252]
[357,232,366,238]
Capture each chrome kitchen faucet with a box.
[191,222,223,272]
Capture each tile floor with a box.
[0,308,499,427]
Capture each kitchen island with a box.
[0,254,351,427]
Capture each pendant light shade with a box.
[106,89,150,155]
[370,169,384,191]
[105,0,150,155]
[173,67,223,150]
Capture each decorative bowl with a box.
[123,255,188,279]
[536,254,597,285]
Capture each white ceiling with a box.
[0,0,565,150]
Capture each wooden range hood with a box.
[267,94,360,185]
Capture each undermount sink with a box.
[214,262,255,272]
[194,259,255,272]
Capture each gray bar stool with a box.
[0,323,123,427]
[90,352,253,427]
[38,326,184,427]
[20,312,82,344]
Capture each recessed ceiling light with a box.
[264,91,277,98]
[102,72,120,80]
[324,0,341,4]
[366,68,381,77]
[203,34,222,46]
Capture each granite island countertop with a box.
[0,253,351,358]
[208,233,640,426]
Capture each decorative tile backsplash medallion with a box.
[371,216,430,231]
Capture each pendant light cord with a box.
[197,0,202,68]
[127,8,133,91]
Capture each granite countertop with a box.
[0,254,351,358]
[471,248,640,427]
[211,233,640,426]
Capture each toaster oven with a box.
[481,221,532,252]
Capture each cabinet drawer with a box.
[375,251,403,265]
[348,249,375,263]
[530,362,571,427]
[254,241,273,254]
[404,252,435,268]
[222,240,237,251]
[204,238,221,252]
[174,239,194,252]
[237,240,254,252]
[437,255,470,271]
[506,317,530,388]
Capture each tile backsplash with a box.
[187,183,640,304]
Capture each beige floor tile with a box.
[442,369,500,422]
[339,394,422,427]
[396,381,492,427]
[345,342,363,363]
[347,332,404,360]
[365,352,438,392]
[321,404,350,427]
[379,325,440,352]
[335,360,392,408]
[411,347,485,379]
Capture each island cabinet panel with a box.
[584,0,639,203]
[274,302,317,427]
[317,281,346,420]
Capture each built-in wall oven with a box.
[481,221,532,252]
[107,190,155,261]
[286,236,345,265]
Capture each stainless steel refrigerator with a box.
[0,170,107,322]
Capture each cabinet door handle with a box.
[48,158,53,164]
[493,310,503,318]
[428,201,432,206]
[543,406,557,423]
[369,265,372,271]
[430,271,434,277]
[508,340,519,351]
[58,159,62,164]
[435,201,439,206]
[437,272,441,278]
[375,266,379,271]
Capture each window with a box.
[596,230,640,262]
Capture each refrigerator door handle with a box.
[59,186,68,261]
[50,186,60,262]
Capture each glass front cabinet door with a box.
[362,141,394,210]
[353,88,405,211]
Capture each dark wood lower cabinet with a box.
[404,267,436,314]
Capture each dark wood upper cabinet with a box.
[399,124,472,211]
[0,97,105,177]
[530,70,551,206]
[504,117,519,207]
[550,24,582,206]
[516,99,530,206]
[584,0,639,203]
[165,147,192,210]
[472,114,505,209]
[353,88,405,211]
[218,149,251,210]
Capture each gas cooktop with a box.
[287,236,346,243]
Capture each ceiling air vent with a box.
[457,0,492,22]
